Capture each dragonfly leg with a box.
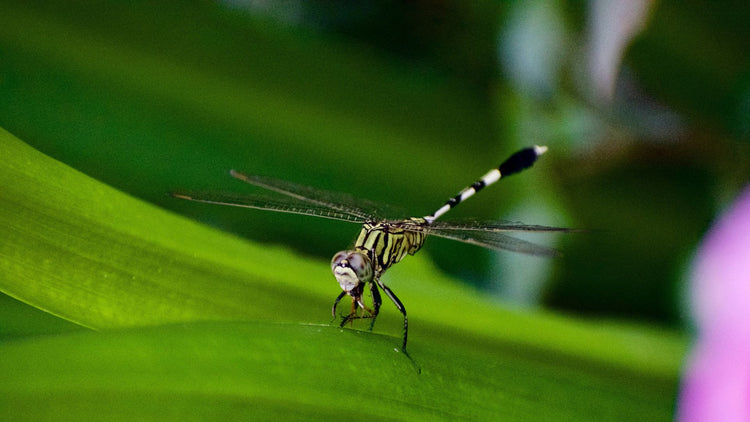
[345,297,358,325]
[340,294,377,327]
[376,279,408,352]
[331,290,347,317]
[330,291,347,323]
[369,281,382,331]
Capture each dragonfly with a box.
[171,146,573,353]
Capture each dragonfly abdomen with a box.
[424,145,548,224]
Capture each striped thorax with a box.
[355,217,427,271]
[331,217,427,300]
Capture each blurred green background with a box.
[1,0,748,331]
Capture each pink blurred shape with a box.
[678,186,750,421]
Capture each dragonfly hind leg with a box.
[376,279,408,352]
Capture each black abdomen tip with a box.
[498,145,547,177]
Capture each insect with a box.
[172,146,572,353]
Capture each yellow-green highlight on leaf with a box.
[0,126,338,329]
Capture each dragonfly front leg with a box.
[331,291,347,323]
[340,293,377,327]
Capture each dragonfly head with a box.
[331,250,373,294]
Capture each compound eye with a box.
[341,252,371,282]
[346,253,368,274]
[331,251,349,271]
[331,251,373,292]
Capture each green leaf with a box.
[1,321,678,421]
[0,128,684,420]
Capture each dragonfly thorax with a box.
[353,218,427,274]
[331,250,373,294]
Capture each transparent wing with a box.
[426,226,563,257]
[229,170,407,220]
[388,219,571,256]
[170,191,366,223]
[173,170,578,256]
[429,219,579,233]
